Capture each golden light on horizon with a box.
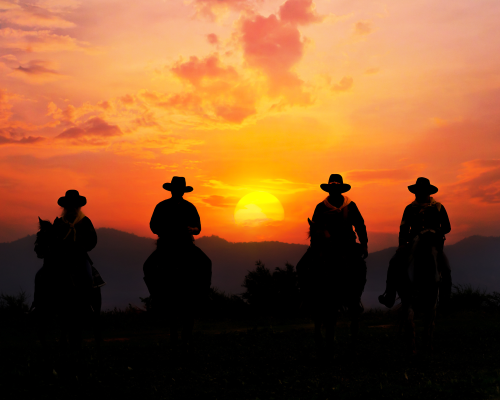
[234,192,285,227]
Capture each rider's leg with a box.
[424,309,436,353]
[406,307,417,355]
[437,251,452,310]
[378,252,402,308]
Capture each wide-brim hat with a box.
[320,174,351,193]
[163,176,193,193]
[57,189,87,208]
[408,177,438,195]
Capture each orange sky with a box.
[1,0,500,246]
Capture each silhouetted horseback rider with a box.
[312,174,368,312]
[378,177,452,308]
[53,190,97,292]
[36,189,98,349]
[313,175,368,257]
[144,176,211,352]
[32,190,105,349]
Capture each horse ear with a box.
[307,218,313,226]
[38,216,42,222]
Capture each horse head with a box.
[307,218,330,248]
[34,217,54,259]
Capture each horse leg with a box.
[33,308,48,348]
[92,288,103,351]
[181,316,194,354]
[325,313,336,355]
[350,314,359,345]
[170,317,180,353]
[314,316,323,355]
[424,305,436,354]
[406,307,416,355]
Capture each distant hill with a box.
[1,229,499,309]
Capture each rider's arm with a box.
[398,205,412,247]
[78,217,98,252]
[349,202,368,247]
[187,205,201,235]
[149,203,163,236]
[439,205,451,236]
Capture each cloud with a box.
[47,102,76,122]
[192,0,253,21]
[202,195,239,207]
[36,0,81,13]
[234,203,271,226]
[206,33,219,45]
[134,161,178,170]
[446,160,500,204]
[0,89,14,123]
[56,117,123,145]
[331,76,353,92]
[0,27,91,53]
[168,54,257,123]
[259,178,316,194]
[9,59,64,83]
[171,54,238,87]
[238,11,313,105]
[109,134,204,158]
[364,67,379,75]
[0,1,75,28]
[120,94,135,106]
[345,165,424,184]
[202,179,249,191]
[354,20,372,36]
[279,0,324,25]
[0,134,45,145]
[239,14,302,77]
[1,54,17,61]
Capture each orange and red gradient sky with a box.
[1,0,500,246]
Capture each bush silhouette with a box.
[140,288,248,319]
[241,261,300,317]
[0,291,30,321]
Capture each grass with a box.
[1,307,500,400]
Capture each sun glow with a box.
[234,192,285,226]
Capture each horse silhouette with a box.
[395,231,441,354]
[143,238,211,353]
[296,218,366,354]
[32,217,104,349]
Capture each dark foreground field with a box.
[1,309,500,400]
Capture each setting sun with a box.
[234,192,285,227]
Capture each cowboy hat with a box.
[320,174,351,193]
[57,189,87,208]
[408,177,438,195]
[163,176,193,193]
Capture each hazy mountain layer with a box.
[1,229,498,309]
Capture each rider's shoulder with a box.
[433,201,443,211]
[315,201,327,210]
[155,198,173,208]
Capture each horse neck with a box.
[35,224,56,259]
[309,228,330,248]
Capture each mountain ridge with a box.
[1,228,499,309]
